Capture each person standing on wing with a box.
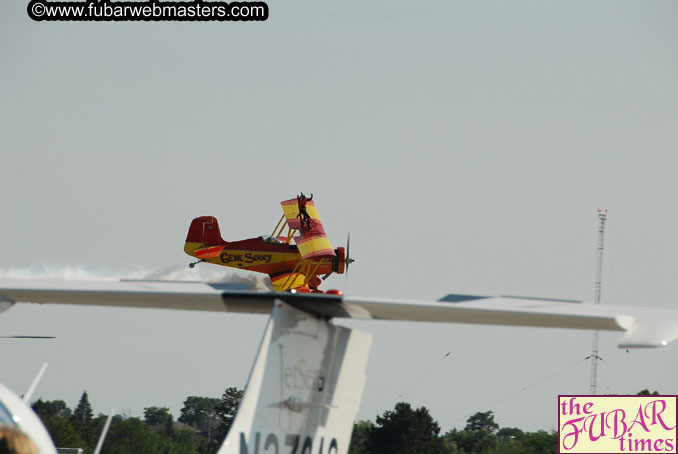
[297,192,313,230]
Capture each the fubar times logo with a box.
[559,395,677,453]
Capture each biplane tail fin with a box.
[184,216,226,258]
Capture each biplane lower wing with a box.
[1,279,677,348]
[269,272,307,292]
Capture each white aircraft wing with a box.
[4,278,678,454]
[1,279,677,348]
[339,295,678,348]
[0,279,271,314]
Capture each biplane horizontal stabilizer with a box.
[195,245,226,259]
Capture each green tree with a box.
[73,391,94,426]
[84,414,106,453]
[442,437,461,454]
[99,416,160,454]
[144,406,176,439]
[365,402,447,454]
[494,427,525,454]
[171,427,202,454]
[32,400,85,450]
[179,395,221,454]
[349,420,373,454]
[144,407,173,427]
[213,387,243,442]
[465,411,498,433]
[45,417,87,450]
[88,413,203,454]
[518,430,557,454]
[637,389,660,395]
[30,393,219,454]
[497,427,524,441]
[32,399,72,419]
[445,411,499,454]
[178,396,220,433]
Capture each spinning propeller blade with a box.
[345,232,355,273]
[322,233,354,281]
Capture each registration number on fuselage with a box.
[239,432,338,454]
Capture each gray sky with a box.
[1,0,677,433]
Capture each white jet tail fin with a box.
[218,300,372,454]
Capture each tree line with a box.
[31,387,242,454]
[31,388,660,454]
[349,404,555,454]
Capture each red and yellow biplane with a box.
[184,195,353,292]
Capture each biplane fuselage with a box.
[184,235,340,276]
[184,198,347,291]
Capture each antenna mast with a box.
[589,208,607,395]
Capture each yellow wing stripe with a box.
[280,199,323,226]
[304,203,322,220]
[281,199,301,229]
[297,237,334,259]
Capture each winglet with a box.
[617,315,678,348]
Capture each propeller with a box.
[322,233,355,281]
[345,233,355,274]
[343,232,354,292]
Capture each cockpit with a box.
[261,235,283,244]
[0,399,17,427]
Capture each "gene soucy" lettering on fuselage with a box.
[221,252,273,264]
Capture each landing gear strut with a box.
[188,259,205,268]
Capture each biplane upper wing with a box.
[280,198,303,230]
[280,198,335,259]
[2,280,678,348]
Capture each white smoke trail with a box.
[0,265,273,291]
[0,265,116,281]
